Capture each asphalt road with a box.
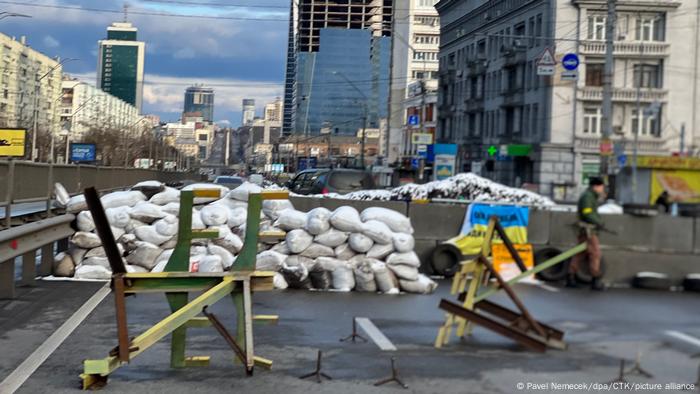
[1,280,698,393]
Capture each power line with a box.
[141,0,288,9]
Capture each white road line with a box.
[355,317,397,351]
[0,283,111,394]
[665,330,700,349]
[536,283,560,293]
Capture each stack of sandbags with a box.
[55,181,437,294]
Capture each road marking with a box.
[355,317,396,351]
[665,330,700,349]
[0,283,111,394]
[536,283,560,293]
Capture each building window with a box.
[414,35,439,45]
[528,17,536,47]
[418,0,438,8]
[198,134,208,141]
[586,63,604,86]
[535,14,543,45]
[587,15,606,40]
[635,15,664,41]
[633,64,661,88]
[631,108,660,136]
[531,104,539,136]
[414,16,438,27]
[198,145,206,159]
[583,107,602,134]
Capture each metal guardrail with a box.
[0,214,75,299]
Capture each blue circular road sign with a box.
[562,53,579,71]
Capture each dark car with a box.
[214,176,244,189]
[287,168,375,195]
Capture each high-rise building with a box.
[184,85,214,123]
[284,0,393,136]
[264,97,283,122]
[97,22,145,112]
[242,98,256,126]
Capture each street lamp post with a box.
[332,71,369,169]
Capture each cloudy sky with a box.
[1,0,288,126]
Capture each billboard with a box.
[0,129,26,157]
[70,143,96,162]
[650,170,700,203]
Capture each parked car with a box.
[214,176,244,189]
[287,168,375,195]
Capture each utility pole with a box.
[632,41,643,202]
[600,0,616,179]
[680,122,686,155]
[361,108,367,170]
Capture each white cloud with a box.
[42,35,60,48]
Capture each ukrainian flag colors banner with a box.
[458,203,529,255]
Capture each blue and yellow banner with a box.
[458,204,529,255]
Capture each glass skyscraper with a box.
[184,86,214,122]
[97,22,145,112]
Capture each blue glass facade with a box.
[296,28,390,136]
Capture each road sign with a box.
[617,154,627,167]
[70,143,96,162]
[561,70,578,80]
[416,144,427,153]
[537,47,556,76]
[0,129,26,157]
[599,138,613,156]
[537,65,554,76]
[561,53,579,70]
[411,132,433,145]
[408,115,419,126]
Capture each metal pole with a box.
[361,106,367,170]
[4,158,14,228]
[680,122,686,155]
[600,0,616,179]
[31,84,39,161]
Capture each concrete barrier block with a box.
[602,250,699,284]
[597,215,654,247]
[289,196,320,212]
[409,203,466,241]
[528,210,550,245]
[547,212,579,245]
[318,198,408,216]
[694,219,700,254]
[651,215,694,254]
[414,239,438,274]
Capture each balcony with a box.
[574,136,667,155]
[578,87,667,103]
[580,40,670,57]
[464,97,484,112]
[502,46,527,67]
[501,88,524,107]
[467,59,488,76]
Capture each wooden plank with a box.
[475,300,564,341]
[260,191,289,200]
[192,189,221,198]
[355,317,397,351]
[242,278,254,373]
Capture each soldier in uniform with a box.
[567,177,606,290]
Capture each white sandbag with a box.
[348,233,374,253]
[279,261,311,289]
[76,211,95,232]
[360,207,413,234]
[68,246,88,266]
[197,255,224,273]
[154,215,178,236]
[53,252,75,277]
[161,237,177,249]
[300,243,335,258]
[151,249,174,273]
[399,274,438,294]
[207,244,236,269]
[106,206,131,228]
[270,241,291,255]
[191,209,205,230]
[119,233,138,252]
[212,197,248,210]
[353,260,377,292]
[188,254,206,272]
[149,187,180,205]
[111,226,126,241]
[329,206,364,233]
[285,255,316,270]
[392,233,415,253]
[126,264,149,273]
[286,229,314,254]
[386,251,421,268]
[263,199,294,220]
[134,225,172,245]
[74,264,111,280]
[255,250,287,271]
[313,228,348,248]
[54,183,70,207]
[387,263,419,281]
[129,201,166,223]
[72,231,101,249]
[125,219,147,233]
[131,180,164,199]
[66,194,87,213]
[315,257,343,271]
[190,245,208,256]
[227,207,247,228]
[211,225,244,253]
[126,241,163,270]
[273,272,289,289]
[334,243,356,261]
[331,262,355,291]
[228,182,262,201]
[348,254,368,267]
[82,256,111,269]
[366,243,394,260]
[85,244,124,259]
[101,190,146,209]
[305,207,331,235]
[362,220,393,245]
[275,209,307,231]
[199,204,229,226]
[371,261,399,294]
[182,183,229,204]
[162,202,180,216]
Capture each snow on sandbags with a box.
[360,207,414,234]
[256,250,287,271]
[131,180,165,199]
[263,199,294,220]
[74,264,112,280]
[286,229,314,254]
[101,190,147,209]
[329,206,364,233]
[305,207,331,235]
[182,183,229,204]
[348,233,374,253]
[129,201,166,223]
[76,211,95,232]
[399,274,438,294]
[275,209,307,231]
[361,220,393,245]
[125,241,163,270]
[200,204,229,226]
[228,182,262,201]
[392,233,415,253]
[72,231,101,249]
[150,187,180,205]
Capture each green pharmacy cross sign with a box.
[487,145,498,156]
[487,144,532,157]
